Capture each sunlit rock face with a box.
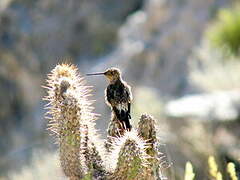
[165,90,240,121]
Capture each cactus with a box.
[105,113,126,152]
[138,114,167,179]
[43,63,165,179]
[108,129,152,180]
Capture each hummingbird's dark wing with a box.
[105,84,115,107]
[106,82,132,129]
[125,90,131,119]
[125,82,132,119]
[127,101,131,119]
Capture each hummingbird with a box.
[86,67,132,130]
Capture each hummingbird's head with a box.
[104,68,121,82]
[86,67,121,82]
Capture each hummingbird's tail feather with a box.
[123,116,132,130]
[113,107,132,130]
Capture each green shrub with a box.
[206,5,240,55]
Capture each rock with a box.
[165,90,240,121]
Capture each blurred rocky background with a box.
[0,0,240,179]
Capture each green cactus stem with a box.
[43,64,105,179]
[107,129,153,180]
[138,114,166,179]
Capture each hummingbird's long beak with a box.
[86,72,105,76]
